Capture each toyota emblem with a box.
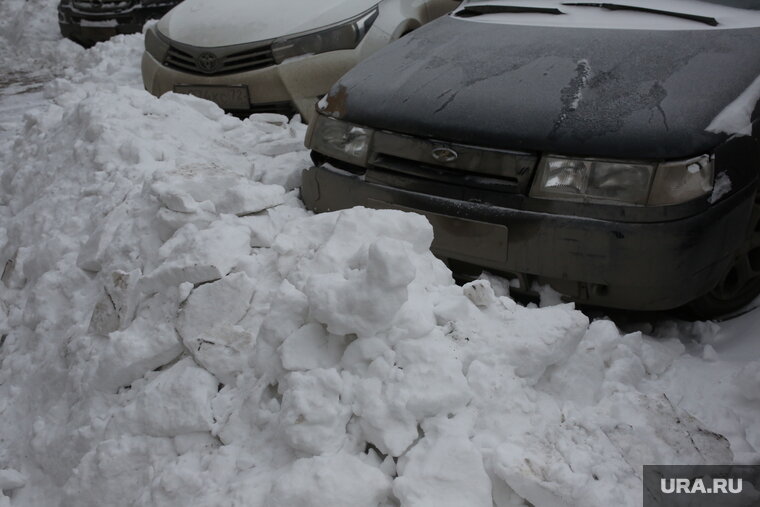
[431,146,458,163]
[196,52,219,73]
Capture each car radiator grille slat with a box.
[162,42,276,75]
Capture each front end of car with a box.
[301,113,758,313]
[141,4,387,119]
[58,0,182,47]
[300,7,760,315]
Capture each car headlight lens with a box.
[530,154,714,206]
[531,156,654,205]
[144,25,170,63]
[648,156,714,206]
[271,6,379,64]
[306,115,374,166]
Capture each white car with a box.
[142,0,458,119]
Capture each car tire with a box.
[686,189,760,319]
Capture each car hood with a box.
[157,0,378,48]
[321,15,760,160]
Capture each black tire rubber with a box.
[686,189,760,319]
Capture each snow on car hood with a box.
[455,0,760,30]
[157,0,379,47]
[324,15,760,159]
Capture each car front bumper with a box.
[301,163,757,311]
[141,27,388,120]
[58,2,178,47]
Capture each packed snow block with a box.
[61,436,177,507]
[216,183,285,216]
[0,469,25,491]
[252,280,310,381]
[394,432,491,507]
[447,302,590,385]
[114,358,218,437]
[353,375,420,457]
[347,331,470,457]
[176,272,257,384]
[88,269,140,336]
[305,238,416,337]
[94,291,184,392]
[392,335,472,420]
[141,218,251,293]
[492,391,734,507]
[462,279,497,308]
[266,454,391,507]
[273,207,435,287]
[280,323,346,371]
[598,393,733,466]
[151,171,285,217]
[279,369,352,455]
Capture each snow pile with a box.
[0,80,739,507]
[1,17,759,507]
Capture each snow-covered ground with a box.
[0,1,758,506]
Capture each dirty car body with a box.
[301,0,760,315]
[59,0,182,47]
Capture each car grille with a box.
[164,42,276,76]
[71,0,134,13]
[366,131,537,195]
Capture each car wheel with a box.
[687,189,760,319]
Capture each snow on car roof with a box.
[455,0,760,29]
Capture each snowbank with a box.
[1,17,758,507]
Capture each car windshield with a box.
[697,0,760,9]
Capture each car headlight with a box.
[530,154,714,206]
[144,25,170,63]
[271,5,379,64]
[647,156,714,206]
[306,115,374,166]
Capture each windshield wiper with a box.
[562,2,718,26]
[456,5,565,17]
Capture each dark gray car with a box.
[59,0,182,48]
[301,0,760,317]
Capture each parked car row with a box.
[60,0,760,317]
[141,0,457,119]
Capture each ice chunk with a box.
[141,218,251,292]
[266,454,391,507]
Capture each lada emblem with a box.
[196,52,219,73]
[431,146,458,163]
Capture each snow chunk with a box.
[176,272,257,383]
[278,369,352,455]
[266,454,391,507]
[394,415,491,507]
[0,469,25,491]
[706,72,760,136]
[151,172,285,216]
[141,218,251,292]
[710,172,732,204]
[304,237,416,337]
[280,323,346,371]
[113,358,218,437]
[95,290,184,392]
